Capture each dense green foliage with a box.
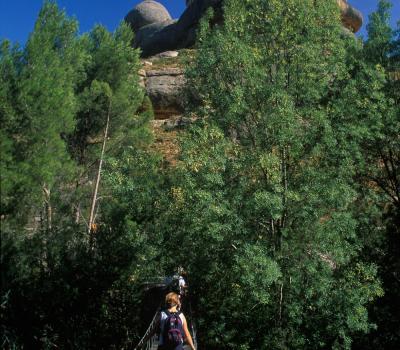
[1,1,155,348]
[0,4,85,221]
[1,0,399,349]
[164,1,386,348]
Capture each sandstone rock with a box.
[125,0,172,32]
[151,51,180,59]
[145,69,186,119]
[146,74,185,108]
[338,0,363,33]
[146,68,183,77]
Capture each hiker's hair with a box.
[165,292,180,307]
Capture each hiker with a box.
[167,268,187,298]
[178,269,188,297]
[157,292,196,350]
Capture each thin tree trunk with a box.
[75,202,81,224]
[281,147,288,229]
[88,100,112,237]
[43,185,52,231]
[278,282,284,326]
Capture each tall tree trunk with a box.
[88,100,112,238]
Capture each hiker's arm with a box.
[182,314,196,350]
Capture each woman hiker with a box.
[157,292,196,350]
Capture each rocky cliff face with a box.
[133,1,363,163]
[140,51,186,121]
[139,51,189,164]
[144,67,185,120]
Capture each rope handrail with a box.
[188,299,198,349]
[134,308,160,350]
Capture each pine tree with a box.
[0,1,86,225]
[68,23,150,231]
[364,0,393,66]
[0,40,21,216]
[1,3,87,347]
[1,5,157,348]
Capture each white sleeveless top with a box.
[159,311,185,345]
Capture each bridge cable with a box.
[133,307,160,350]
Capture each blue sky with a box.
[0,1,399,45]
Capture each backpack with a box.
[168,275,180,294]
[162,310,184,347]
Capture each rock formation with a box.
[125,0,222,57]
[145,66,185,120]
[138,54,186,164]
[125,0,172,32]
[129,1,363,163]
[126,0,363,57]
[338,0,363,33]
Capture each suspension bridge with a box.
[133,278,198,350]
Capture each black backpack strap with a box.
[165,309,180,317]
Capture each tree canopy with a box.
[1,0,399,349]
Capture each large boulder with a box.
[135,19,177,49]
[126,0,222,57]
[128,0,363,57]
[125,0,172,32]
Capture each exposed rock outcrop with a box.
[124,56,187,164]
[145,67,186,120]
[125,0,172,32]
[126,0,363,57]
[140,49,189,122]
[132,2,364,164]
[338,0,363,33]
[140,52,194,165]
[125,0,222,57]
[135,18,177,49]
